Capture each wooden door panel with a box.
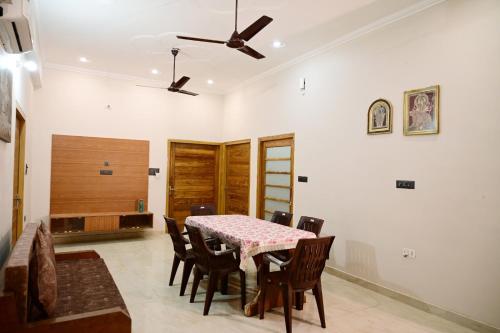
[12,112,26,245]
[11,117,21,244]
[224,142,250,215]
[168,142,220,230]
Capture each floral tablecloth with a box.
[185,215,316,270]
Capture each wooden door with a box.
[168,141,220,230]
[12,111,26,245]
[223,140,250,215]
[257,134,294,221]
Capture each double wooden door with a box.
[167,140,251,230]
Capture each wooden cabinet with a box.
[50,211,153,243]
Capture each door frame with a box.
[220,139,251,215]
[165,139,222,230]
[12,109,26,245]
[256,133,295,220]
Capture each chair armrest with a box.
[264,253,292,268]
[55,250,100,261]
[205,237,219,243]
[214,247,237,257]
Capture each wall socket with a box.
[402,248,416,259]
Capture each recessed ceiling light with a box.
[272,40,285,48]
[79,57,89,63]
[23,61,38,72]
[207,79,214,85]
[151,69,160,75]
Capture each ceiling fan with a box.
[177,0,273,59]
[137,48,198,96]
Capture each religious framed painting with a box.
[367,98,392,134]
[0,67,13,143]
[404,85,440,136]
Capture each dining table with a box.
[185,214,316,316]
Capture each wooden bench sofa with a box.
[0,223,131,333]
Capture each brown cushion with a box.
[32,223,58,317]
[54,258,128,317]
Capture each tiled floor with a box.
[56,232,478,333]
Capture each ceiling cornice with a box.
[42,62,225,95]
[228,0,447,94]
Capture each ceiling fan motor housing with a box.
[227,31,244,48]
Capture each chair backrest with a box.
[190,204,216,216]
[164,217,187,257]
[287,236,335,290]
[185,225,212,269]
[270,211,293,226]
[296,216,324,237]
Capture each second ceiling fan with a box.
[137,48,198,96]
[177,0,273,59]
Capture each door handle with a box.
[13,196,22,209]
[169,185,175,194]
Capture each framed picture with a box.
[404,85,439,135]
[0,67,13,143]
[367,98,392,134]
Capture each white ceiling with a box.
[37,0,426,94]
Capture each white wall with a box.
[30,68,224,229]
[0,49,34,266]
[223,0,500,328]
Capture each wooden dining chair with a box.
[190,203,216,216]
[270,211,293,226]
[186,225,246,316]
[164,217,195,297]
[189,204,222,250]
[296,216,324,237]
[259,236,335,333]
[269,216,326,262]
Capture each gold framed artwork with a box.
[0,67,13,143]
[404,85,440,135]
[367,98,392,134]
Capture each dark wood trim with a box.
[24,307,131,333]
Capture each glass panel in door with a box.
[263,144,292,221]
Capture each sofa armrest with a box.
[55,250,100,261]
[0,292,20,331]
[25,307,130,333]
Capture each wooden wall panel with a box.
[50,135,149,214]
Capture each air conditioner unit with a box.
[0,0,33,54]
